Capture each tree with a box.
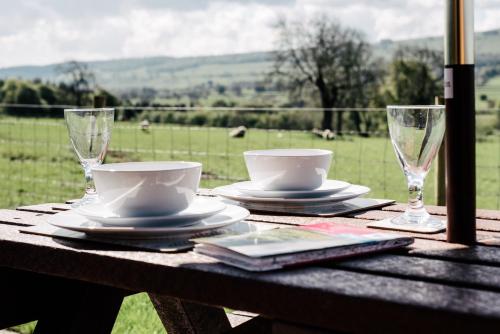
[384,46,443,105]
[1,80,42,116]
[272,16,381,131]
[56,60,96,106]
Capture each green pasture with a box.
[3,116,499,334]
[0,117,498,210]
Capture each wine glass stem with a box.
[408,181,424,211]
[83,165,96,195]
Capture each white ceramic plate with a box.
[214,184,370,205]
[75,198,226,226]
[48,204,250,238]
[233,180,351,198]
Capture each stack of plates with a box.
[47,197,250,238]
[214,180,370,209]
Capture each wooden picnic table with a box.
[2,190,500,333]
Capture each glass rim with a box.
[386,105,444,109]
[64,108,115,112]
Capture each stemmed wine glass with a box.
[387,105,445,228]
[64,108,114,207]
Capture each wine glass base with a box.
[390,214,445,229]
[70,193,99,208]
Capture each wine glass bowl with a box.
[64,108,114,207]
[387,105,445,227]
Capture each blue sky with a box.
[0,0,498,68]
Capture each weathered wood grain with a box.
[409,241,500,266]
[383,203,500,221]
[4,207,500,258]
[247,213,456,243]
[247,211,500,244]
[4,207,500,260]
[2,223,500,333]
[0,209,49,227]
[334,253,500,292]
[6,200,500,333]
[352,209,500,233]
[16,203,66,214]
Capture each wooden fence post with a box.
[435,96,446,206]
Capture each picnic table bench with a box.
[2,190,500,333]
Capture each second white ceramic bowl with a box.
[92,161,202,217]
[243,149,332,191]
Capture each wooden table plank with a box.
[351,209,500,233]
[334,253,500,293]
[247,211,500,246]
[409,240,500,266]
[16,203,70,214]
[2,223,500,333]
[0,209,49,227]
[7,201,500,333]
[382,203,500,221]
[6,207,500,262]
[4,208,500,263]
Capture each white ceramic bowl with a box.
[92,161,202,217]
[243,149,332,191]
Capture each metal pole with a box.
[444,0,476,244]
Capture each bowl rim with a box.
[92,161,202,173]
[243,149,332,157]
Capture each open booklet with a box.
[193,223,414,271]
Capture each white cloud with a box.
[0,0,498,68]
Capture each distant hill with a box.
[0,52,275,92]
[375,28,500,60]
[1,29,499,94]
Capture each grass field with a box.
[1,116,499,210]
[3,114,499,333]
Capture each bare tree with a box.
[56,61,96,106]
[272,16,381,132]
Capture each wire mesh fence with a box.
[0,104,498,210]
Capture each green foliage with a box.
[131,109,320,130]
[212,99,236,108]
[0,78,121,117]
[96,88,121,107]
[39,85,57,105]
[1,80,43,116]
[383,47,442,105]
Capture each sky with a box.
[0,0,499,68]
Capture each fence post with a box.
[435,143,446,206]
[435,96,446,206]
